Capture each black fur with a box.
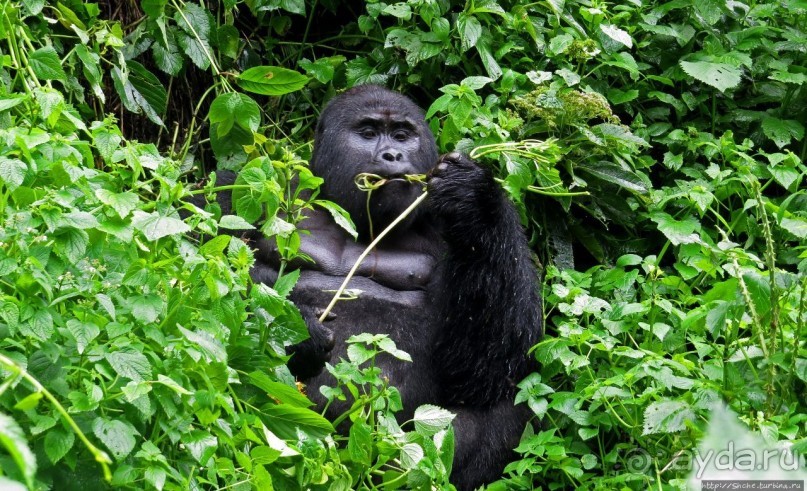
[211,85,542,490]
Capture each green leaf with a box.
[132,210,191,241]
[22,309,54,341]
[44,426,74,464]
[177,32,212,70]
[0,94,27,112]
[280,0,305,15]
[315,200,357,239]
[679,60,741,93]
[54,228,89,263]
[599,24,632,48]
[152,31,183,76]
[400,443,424,469]
[130,294,163,324]
[248,371,313,408]
[208,92,261,136]
[780,217,807,238]
[178,326,227,362]
[348,421,372,466]
[29,47,67,81]
[742,272,771,319]
[66,319,100,354]
[93,418,138,460]
[578,162,649,193]
[650,212,702,246]
[96,189,140,219]
[141,0,166,18]
[457,13,482,51]
[106,349,152,382]
[761,117,805,149]
[237,66,309,96]
[182,430,217,464]
[262,404,334,440]
[383,2,411,19]
[219,215,255,230]
[642,400,694,435]
[0,157,27,190]
[174,2,211,38]
[0,413,36,488]
[413,405,455,436]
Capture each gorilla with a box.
[212,85,542,490]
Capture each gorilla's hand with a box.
[427,152,500,228]
[286,311,335,380]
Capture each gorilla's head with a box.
[310,85,439,240]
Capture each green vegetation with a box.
[0,0,805,489]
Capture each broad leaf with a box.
[680,60,741,93]
[237,66,309,96]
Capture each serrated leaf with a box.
[183,431,217,464]
[152,32,183,76]
[92,128,122,162]
[600,24,632,48]
[132,210,191,241]
[29,47,67,81]
[96,189,140,219]
[44,427,74,464]
[177,32,211,70]
[55,228,89,263]
[130,294,163,324]
[0,157,27,190]
[400,443,424,469]
[179,326,227,362]
[780,217,807,238]
[643,400,694,435]
[413,405,455,436]
[208,92,261,136]
[174,2,210,38]
[761,117,805,149]
[23,309,54,340]
[348,421,372,466]
[93,418,137,460]
[237,66,308,96]
[66,319,100,354]
[650,212,703,245]
[106,349,152,382]
[680,60,741,92]
[218,215,255,230]
[0,413,36,488]
[457,13,482,51]
[315,200,357,239]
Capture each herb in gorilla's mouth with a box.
[354,172,427,191]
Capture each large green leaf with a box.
[262,404,334,440]
[29,47,67,81]
[679,60,741,92]
[0,413,36,488]
[237,66,309,96]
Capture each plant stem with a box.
[0,353,113,481]
[318,192,428,323]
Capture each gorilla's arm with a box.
[427,153,542,406]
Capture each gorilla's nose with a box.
[380,149,403,162]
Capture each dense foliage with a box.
[0,0,805,489]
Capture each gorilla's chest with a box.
[292,271,441,416]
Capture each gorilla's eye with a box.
[359,128,377,139]
[392,131,410,142]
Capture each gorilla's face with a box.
[310,85,439,239]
